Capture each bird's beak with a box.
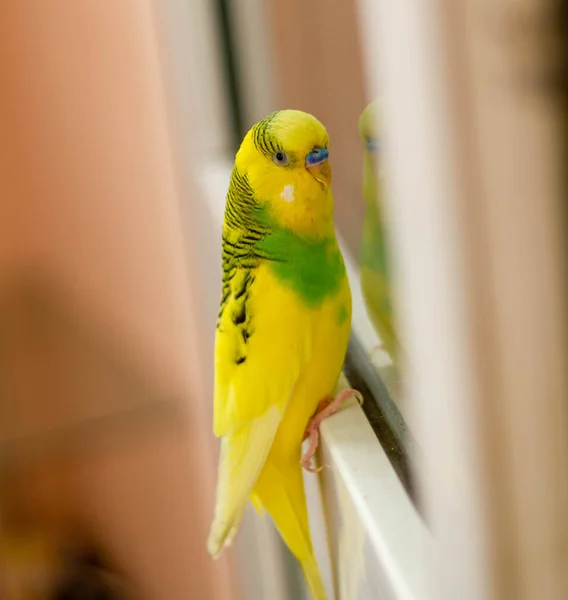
[306,159,332,189]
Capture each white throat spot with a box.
[280,184,295,203]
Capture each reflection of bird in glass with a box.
[207,110,361,600]
[358,100,400,365]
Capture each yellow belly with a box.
[260,268,352,465]
[246,265,351,600]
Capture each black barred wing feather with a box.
[217,166,266,329]
[213,166,311,438]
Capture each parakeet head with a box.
[235,110,334,238]
[358,100,382,204]
[358,99,381,155]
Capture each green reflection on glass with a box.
[358,100,401,366]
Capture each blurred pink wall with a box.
[0,1,237,598]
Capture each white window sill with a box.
[194,158,431,600]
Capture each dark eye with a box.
[273,151,289,166]
[366,137,379,153]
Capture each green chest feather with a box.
[256,229,346,308]
[221,168,346,311]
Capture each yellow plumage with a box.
[207,110,351,600]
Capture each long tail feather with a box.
[252,459,328,600]
[207,406,281,557]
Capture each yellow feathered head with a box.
[358,99,381,153]
[234,110,334,237]
[358,100,382,194]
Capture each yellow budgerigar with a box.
[207,110,360,600]
[358,100,401,364]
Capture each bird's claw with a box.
[301,388,363,472]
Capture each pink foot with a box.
[301,389,364,473]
